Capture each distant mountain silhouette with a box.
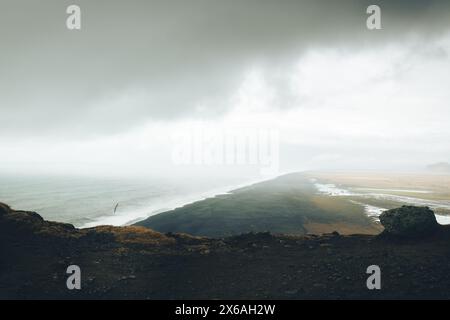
[426,162,450,173]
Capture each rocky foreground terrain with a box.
[1,202,450,299]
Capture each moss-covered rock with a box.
[379,206,439,237]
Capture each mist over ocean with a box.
[0,173,254,228]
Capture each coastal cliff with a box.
[1,202,450,299]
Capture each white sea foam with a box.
[0,173,264,228]
[313,182,357,196]
[80,180,260,228]
[313,181,450,225]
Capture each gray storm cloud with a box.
[1,0,450,178]
[1,0,450,137]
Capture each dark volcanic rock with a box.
[379,206,439,237]
[0,202,10,216]
[3,202,450,299]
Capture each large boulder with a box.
[0,202,10,216]
[379,206,439,237]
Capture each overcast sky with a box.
[1,0,450,179]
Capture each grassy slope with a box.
[136,173,380,237]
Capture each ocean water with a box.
[0,173,253,228]
[312,181,450,225]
